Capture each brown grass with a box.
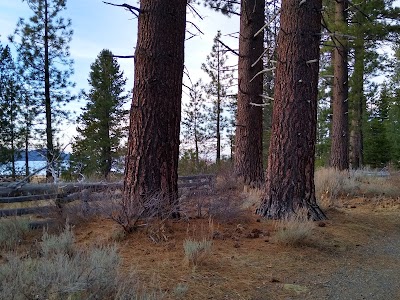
[2,170,400,299]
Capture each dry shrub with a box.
[40,223,75,257]
[208,193,251,223]
[0,217,30,250]
[315,168,400,207]
[315,168,358,207]
[0,225,162,300]
[215,165,244,193]
[183,218,214,267]
[273,208,315,246]
[183,238,213,267]
[241,187,263,210]
[96,191,179,234]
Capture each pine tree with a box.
[9,0,75,180]
[123,0,187,223]
[0,44,24,179]
[181,80,209,168]
[258,0,326,220]
[202,31,234,164]
[72,49,128,180]
[347,0,400,168]
[234,0,265,185]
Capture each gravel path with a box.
[307,225,400,300]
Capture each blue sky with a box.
[0,0,239,147]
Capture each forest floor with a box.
[70,194,400,300]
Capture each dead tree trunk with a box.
[234,0,265,186]
[123,0,186,214]
[258,0,326,220]
[330,0,349,170]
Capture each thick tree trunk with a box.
[123,0,186,212]
[44,0,54,181]
[330,0,349,170]
[258,0,326,220]
[234,0,265,186]
[350,37,364,169]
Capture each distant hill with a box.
[15,150,70,161]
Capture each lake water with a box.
[0,161,69,176]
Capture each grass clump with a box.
[40,223,75,256]
[0,217,30,249]
[183,238,212,266]
[274,209,315,246]
[315,168,358,207]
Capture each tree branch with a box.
[112,55,135,59]
[103,1,141,17]
[217,39,240,56]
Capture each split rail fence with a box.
[0,174,215,228]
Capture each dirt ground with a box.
[70,196,400,300]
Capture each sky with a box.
[0,0,240,149]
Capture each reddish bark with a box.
[234,0,265,186]
[330,0,349,170]
[258,0,326,220]
[123,0,186,210]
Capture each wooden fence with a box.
[0,174,215,227]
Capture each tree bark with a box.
[234,0,265,186]
[123,0,186,212]
[350,37,364,169]
[330,0,349,170]
[258,0,326,220]
[44,0,54,181]
[216,47,221,165]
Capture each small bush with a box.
[40,223,75,256]
[274,209,315,246]
[0,217,30,249]
[183,238,212,266]
[315,168,358,206]
[0,228,161,300]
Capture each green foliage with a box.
[178,150,209,175]
[0,44,25,174]
[72,49,128,179]
[181,80,209,164]
[9,0,75,173]
[201,30,235,163]
[202,0,239,16]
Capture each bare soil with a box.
[70,196,400,300]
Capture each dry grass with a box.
[273,208,315,246]
[2,169,400,299]
[315,168,400,208]
[183,238,213,267]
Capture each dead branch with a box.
[249,67,276,83]
[216,39,240,56]
[103,1,141,17]
[112,54,135,59]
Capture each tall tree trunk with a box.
[44,0,54,180]
[350,36,364,169]
[123,0,186,213]
[234,0,265,186]
[258,0,326,220]
[194,127,199,168]
[10,101,16,180]
[330,0,349,170]
[216,47,221,165]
